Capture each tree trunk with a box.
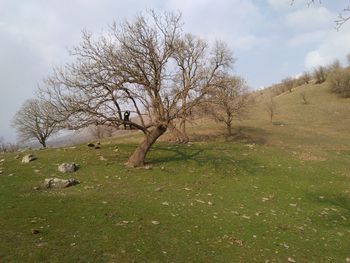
[127,125,167,167]
[168,122,189,144]
[227,123,232,136]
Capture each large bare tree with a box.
[12,99,59,148]
[204,76,250,135]
[42,11,234,167]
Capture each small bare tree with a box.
[314,66,327,84]
[89,125,114,139]
[12,99,59,147]
[300,91,308,104]
[281,77,295,93]
[205,76,249,135]
[265,97,277,123]
[42,11,234,167]
[170,34,234,143]
[300,71,311,84]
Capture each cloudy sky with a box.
[1,0,350,142]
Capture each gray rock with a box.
[58,163,79,173]
[43,178,80,189]
[22,154,36,163]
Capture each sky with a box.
[1,0,350,142]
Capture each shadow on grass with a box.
[225,126,269,145]
[305,191,350,227]
[149,144,263,176]
[190,126,269,145]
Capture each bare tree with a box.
[300,71,311,84]
[300,91,308,104]
[42,11,234,167]
[281,77,295,93]
[12,99,59,147]
[313,66,327,84]
[204,76,249,135]
[89,125,114,139]
[170,34,234,143]
[265,97,277,123]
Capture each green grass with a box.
[0,83,350,262]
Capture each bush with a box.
[314,66,327,84]
[328,68,350,98]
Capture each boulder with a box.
[22,154,36,163]
[58,163,79,173]
[87,143,95,147]
[43,178,80,189]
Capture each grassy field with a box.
[0,83,350,262]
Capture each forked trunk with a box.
[127,125,167,167]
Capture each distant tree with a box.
[328,68,350,98]
[12,99,59,148]
[300,91,308,104]
[41,11,234,167]
[204,76,250,135]
[347,53,350,66]
[281,77,295,92]
[313,66,327,84]
[89,125,114,139]
[300,71,311,84]
[265,97,277,123]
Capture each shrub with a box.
[328,68,350,98]
[314,66,327,84]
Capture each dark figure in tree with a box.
[123,111,131,129]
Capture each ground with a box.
[0,83,349,262]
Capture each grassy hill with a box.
[0,82,349,262]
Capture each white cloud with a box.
[288,30,328,47]
[286,7,334,31]
[304,24,350,69]
[268,0,303,10]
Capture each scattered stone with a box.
[155,187,163,192]
[151,221,160,225]
[22,154,36,163]
[99,156,107,161]
[87,143,95,147]
[34,170,41,173]
[0,171,3,174]
[161,202,169,206]
[58,163,79,173]
[70,243,76,247]
[14,155,20,159]
[8,173,14,177]
[287,257,296,263]
[31,229,40,234]
[42,178,80,189]
[0,159,4,163]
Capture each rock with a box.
[22,154,36,163]
[14,155,20,159]
[31,229,41,234]
[0,159,4,163]
[94,146,100,149]
[0,171,3,174]
[99,156,107,161]
[87,143,95,147]
[58,163,79,173]
[43,178,80,189]
[151,221,160,225]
